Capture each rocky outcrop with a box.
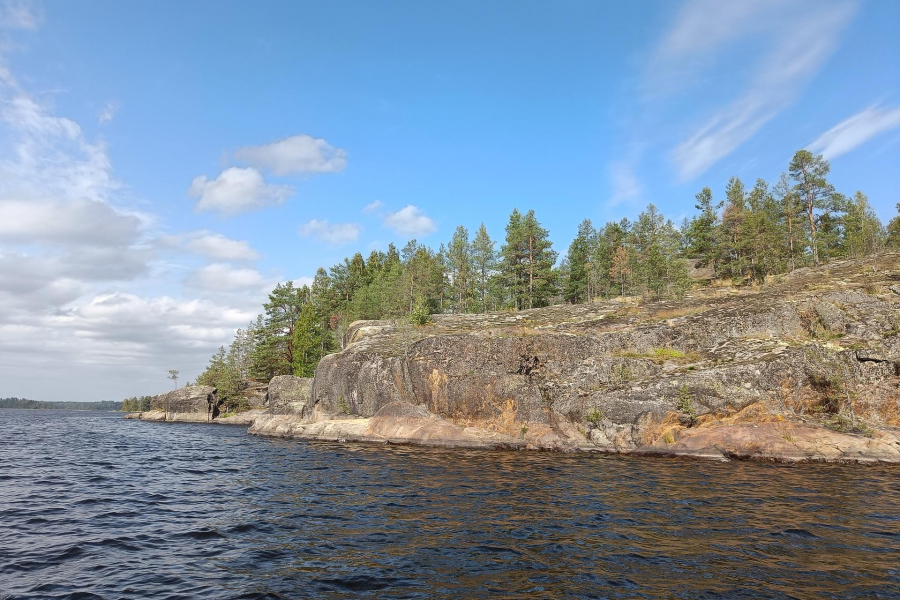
[149,385,221,419]
[266,375,312,415]
[249,255,900,463]
[125,408,267,425]
[240,380,269,408]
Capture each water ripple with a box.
[1,408,899,599]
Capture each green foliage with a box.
[410,294,431,326]
[120,396,153,412]
[0,397,123,411]
[192,148,879,392]
[676,385,695,416]
[564,219,596,304]
[292,302,327,377]
[585,408,603,427]
[471,223,497,312]
[684,187,723,271]
[500,209,558,309]
[886,204,900,249]
[789,150,835,266]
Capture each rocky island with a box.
[128,255,900,464]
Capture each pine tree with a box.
[773,173,805,272]
[843,191,883,269]
[500,209,528,309]
[564,219,596,304]
[610,245,630,298]
[447,225,472,313]
[720,176,747,282]
[292,302,326,377]
[471,223,497,313]
[249,281,304,379]
[789,150,834,266]
[684,187,722,273]
[520,210,558,308]
[593,219,629,298]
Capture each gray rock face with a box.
[249,255,900,462]
[267,375,312,415]
[150,385,220,418]
[240,380,269,408]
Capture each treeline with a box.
[0,397,123,411]
[120,396,153,412]
[195,150,900,404]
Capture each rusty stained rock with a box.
[253,255,900,463]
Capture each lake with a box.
[1,409,898,599]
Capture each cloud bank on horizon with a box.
[0,0,896,402]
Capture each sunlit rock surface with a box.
[248,255,900,463]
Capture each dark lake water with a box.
[1,409,899,599]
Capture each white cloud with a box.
[98,101,118,124]
[182,230,260,261]
[807,104,900,160]
[0,0,42,30]
[299,219,362,245]
[363,199,384,213]
[383,205,437,237]
[0,48,269,402]
[189,167,293,215]
[293,276,314,289]
[234,134,347,176]
[667,0,856,180]
[0,96,118,204]
[607,161,642,207]
[0,198,141,246]
[186,263,268,291]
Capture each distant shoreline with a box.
[0,398,122,411]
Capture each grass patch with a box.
[649,306,705,321]
[616,347,702,364]
[585,408,603,427]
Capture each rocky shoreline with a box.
[127,256,900,464]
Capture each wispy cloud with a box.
[98,100,118,124]
[234,134,347,176]
[162,230,261,262]
[668,0,856,180]
[362,199,383,213]
[299,219,362,245]
[186,263,269,292]
[383,205,436,237]
[808,104,900,159]
[0,0,43,30]
[606,161,642,208]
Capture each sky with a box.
[1,0,898,402]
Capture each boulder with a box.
[267,375,312,415]
[150,385,220,418]
[239,380,269,408]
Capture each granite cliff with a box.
[248,255,900,463]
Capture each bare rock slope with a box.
[258,255,900,463]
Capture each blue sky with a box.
[1,0,898,401]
